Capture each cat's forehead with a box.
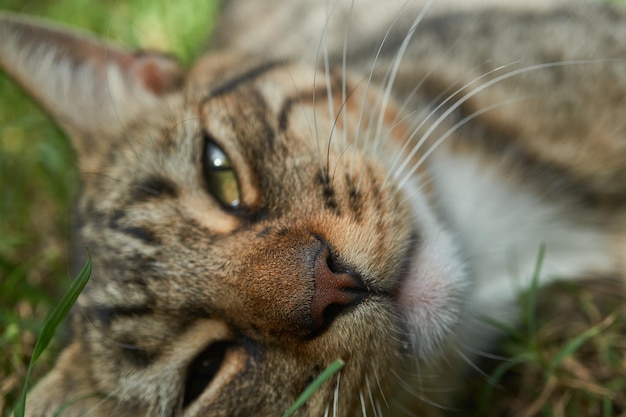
[181,54,350,162]
[183,52,400,153]
[187,53,318,99]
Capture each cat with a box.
[1,0,625,416]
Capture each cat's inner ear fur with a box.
[0,13,184,145]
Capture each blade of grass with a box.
[478,314,526,342]
[478,352,538,414]
[13,254,91,417]
[546,311,617,377]
[282,359,345,417]
[525,244,546,341]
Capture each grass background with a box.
[0,1,624,416]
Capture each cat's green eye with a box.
[203,138,241,208]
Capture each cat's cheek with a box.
[394,233,468,358]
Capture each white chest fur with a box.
[429,148,618,325]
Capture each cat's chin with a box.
[392,186,469,359]
[392,238,468,361]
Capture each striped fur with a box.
[1,1,625,416]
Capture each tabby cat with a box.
[1,0,625,416]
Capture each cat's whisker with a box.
[382,19,476,136]
[323,0,340,172]
[354,84,388,193]
[313,0,340,182]
[393,58,617,188]
[358,33,417,182]
[378,50,498,159]
[372,0,435,159]
[361,60,392,156]
[331,141,353,188]
[364,376,376,417]
[354,64,400,193]
[359,390,368,417]
[333,370,342,417]
[380,109,418,155]
[461,344,511,362]
[390,368,449,411]
[329,81,361,185]
[373,368,389,408]
[371,22,482,178]
[452,346,495,383]
[393,172,432,217]
[374,399,381,417]
[341,0,356,152]
[397,96,528,190]
[349,0,409,181]
[382,61,518,189]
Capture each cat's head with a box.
[0,13,466,416]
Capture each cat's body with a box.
[1,1,625,416]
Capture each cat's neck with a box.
[429,146,618,313]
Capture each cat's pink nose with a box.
[310,247,368,331]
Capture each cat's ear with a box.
[0,12,184,141]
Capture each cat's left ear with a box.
[0,12,184,140]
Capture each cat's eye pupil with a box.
[203,137,241,208]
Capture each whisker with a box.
[333,370,342,417]
[374,402,382,417]
[381,20,474,136]
[453,346,494,383]
[331,142,352,188]
[373,368,389,408]
[313,0,340,182]
[365,376,380,417]
[397,96,528,190]
[461,345,511,362]
[382,61,519,188]
[341,0,356,151]
[373,0,435,156]
[360,390,368,417]
[393,59,615,188]
[350,0,410,180]
[330,82,362,186]
[324,0,338,175]
[390,369,450,411]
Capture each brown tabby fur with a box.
[1,1,625,416]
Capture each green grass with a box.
[470,280,625,417]
[13,256,90,417]
[283,359,345,417]
[1,1,625,417]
